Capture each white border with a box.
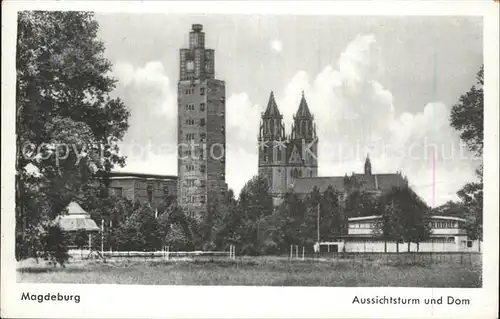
[2,1,499,318]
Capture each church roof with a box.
[293,177,345,194]
[263,91,282,117]
[374,173,406,191]
[295,91,312,118]
[292,173,406,195]
[352,173,406,192]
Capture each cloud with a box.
[109,35,479,207]
[111,61,178,175]
[271,40,283,52]
[247,33,478,206]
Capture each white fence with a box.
[68,245,237,261]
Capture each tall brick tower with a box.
[258,92,287,205]
[178,24,226,219]
[287,91,318,183]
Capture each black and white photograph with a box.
[2,1,499,318]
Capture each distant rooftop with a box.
[97,171,177,180]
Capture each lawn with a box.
[17,254,482,287]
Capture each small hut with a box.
[54,202,101,259]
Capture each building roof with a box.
[374,173,406,191]
[347,215,467,223]
[295,91,312,118]
[99,171,177,181]
[429,215,467,222]
[349,215,381,222]
[351,173,406,192]
[263,91,282,118]
[53,202,100,232]
[293,176,345,194]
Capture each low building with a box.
[104,172,177,211]
[319,215,481,253]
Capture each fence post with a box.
[302,246,305,261]
[290,245,293,260]
[295,245,299,259]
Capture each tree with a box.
[319,186,344,241]
[302,186,322,247]
[15,12,130,262]
[376,186,431,252]
[373,200,405,252]
[344,190,377,218]
[235,176,274,255]
[114,203,161,251]
[450,65,483,241]
[276,191,307,249]
[157,203,193,251]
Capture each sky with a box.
[95,14,483,207]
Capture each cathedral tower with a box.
[364,154,372,175]
[287,91,318,183]
[258,92,287,202]
[177,24,226,219]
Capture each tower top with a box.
[192,24,203,32]
[364,154,372,175]
[263,91,282,118]
[295,91,312,119]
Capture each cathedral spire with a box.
[295,90,312,119]
[364,154,372,175]
[263,91,282,118]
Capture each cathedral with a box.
[257,91,408,205]
[258,91,318,205]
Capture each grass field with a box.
[17,254,482,287]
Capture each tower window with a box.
[186,103,195,111]
[200,118,206,126]
[200,87,205,95]
[200,103,205,111]
[200,164,206,173]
